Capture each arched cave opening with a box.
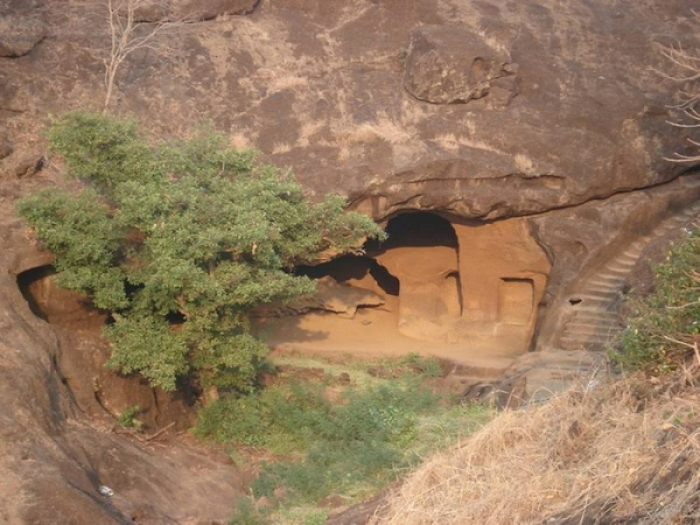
[17,265,52,321]
[371,211,463,319]
[16,265,109,330]
[369,211,460,250]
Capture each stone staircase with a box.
[557,202,700,350]
[443,358,514,397]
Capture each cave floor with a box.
[258,304,521,371]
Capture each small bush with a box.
[398,353,443,378]
[229,499,269,525]
[117,404,143,432]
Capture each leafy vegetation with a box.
[613,226,700,371]
[195,356,491,525]
[117,404,143,432]
[18,112,383,394]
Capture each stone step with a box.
[552,202,700,353]
[588,275,626,285]
[562,331,621,343]
[567,305,618,315]
[564,322,621,334]
[569,318,620,329]
[607,259,636,271]
[570,312,614,321]
[585,284,623,294]
[572,288,620,298]
[601,265,633,276]
[568,296,619,308]
[629,240,647,252]
[585,282,625,292]
[560,334,615,346]
[618,247,641,257]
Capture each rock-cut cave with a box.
[265,211,551,362]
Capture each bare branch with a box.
[102,0,183,114]
[658,22,700,164]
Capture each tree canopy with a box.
[18,112,384,393]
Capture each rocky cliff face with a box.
[1,0,699,522]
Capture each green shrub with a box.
[229,499,269,525]
[117,404,143,432]
[18,112,384,394]
[197,376,444,507]
[613,227,700,371]
[395,353,443,378]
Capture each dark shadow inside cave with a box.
[368,211,460,251]
[372,211,463,317]
[295,211,463,318]
[296,255,400,296]
[17,264,53,321]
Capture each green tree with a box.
[18,112,384,395]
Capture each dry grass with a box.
[372,365,700,525]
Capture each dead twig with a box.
[112,421,175,443]
[143,421,175,441]
[103,0,183,113]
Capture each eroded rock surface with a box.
[1,0,695,218]
[130,0,261,21]
[0,15,46,58]
[1,0,700,522]
[404,25,517,106]
[0,179,242,524]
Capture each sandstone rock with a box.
[1,0,699,521]
[404,25,516,105]
[0,15,47,57]
[130,0,260,21]
[259,276,385,318]
[8,151,44,178]
[0,205,239,523]
[2,0,692,218]
[0,131,12,159]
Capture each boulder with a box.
[404,25,517,106]
[0,15,46,57]
[259,276,385,318]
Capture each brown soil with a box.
[260,295,519,371]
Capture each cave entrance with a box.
[262,212,551,363]
[16,265,108,330]
[372,212,462,340]
[376,211,459,250]
[266,212,466,352]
